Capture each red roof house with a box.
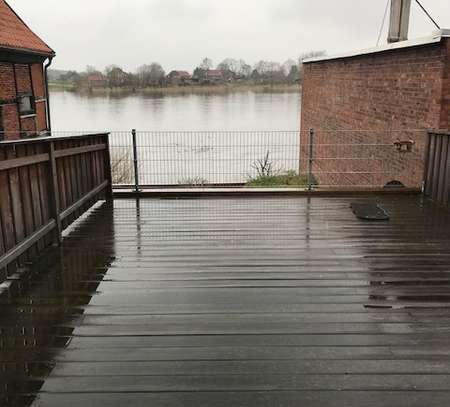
[167,70,192,85]
[0,0,55,140]
[206,69,225,80]
[86,72,107,88]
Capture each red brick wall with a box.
[35,100,47,132]
[21,116,36,134]
[31,63,45,99]
[0,60,49,139]
[15,64,32,94]
[0,63,18,139]
[440,39,450,129]
[1,104,20,140]
[300,40,449,188]
[0,63,16,100]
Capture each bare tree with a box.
[105,65,130,88]
[85,65,97,74]
[254,61,285,85]
[217,58,252,79]
[287,65,300,84]
[149,63,165,86]
[282,59,297,75]
[200,57,213,70]
[251,151,275,177]
[136,63,165,87]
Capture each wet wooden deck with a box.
[2,195,450,406]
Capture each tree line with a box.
[53,51,326,89]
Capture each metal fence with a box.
[108,129,426,190]
[301,129,426,189]
[109,130,301,188]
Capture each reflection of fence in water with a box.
[109,131,301,186]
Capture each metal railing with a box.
[109,130,302,189]
[107,129,427,190]
[300,129,426,189]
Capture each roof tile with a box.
[0,0,54,56]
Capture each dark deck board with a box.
[1,195,450,406]
[30,391,450,407]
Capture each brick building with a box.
[0,0,55,140]
[300,30,450,188]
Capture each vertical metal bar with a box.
[132,129,140,193]
[48,140,62,244]
[308,128,314,191]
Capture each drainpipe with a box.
[44,56,54,133]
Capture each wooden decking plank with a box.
[30,391,450,407]
[0,195,450,407]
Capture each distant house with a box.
[203,69,236,84]
[205,69,225,83]
[0,0,55,140]
[85,72,107,88]
[167,70,192,85]
[106,67,130,87]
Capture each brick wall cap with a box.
[303,29,450,64]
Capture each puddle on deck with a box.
[1,196,450,406]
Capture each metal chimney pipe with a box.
[388,0,412,43]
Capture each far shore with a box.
[49,82,301,95]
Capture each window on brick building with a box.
[18,94,35,116]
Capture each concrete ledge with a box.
[113,187,421,199]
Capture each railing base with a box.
[113,187,421,199]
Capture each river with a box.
[50,90,302,185]
[50,90,301,131]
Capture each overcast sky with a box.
[7,0,450,72]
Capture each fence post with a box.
[103,133,114,201]
[308,128,315,191]
[48,140,63,244]
[132,129,140,193]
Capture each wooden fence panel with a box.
[0,133,111,281]
[424,131,450,207]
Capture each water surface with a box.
[50,91,301,132]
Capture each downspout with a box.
[44,56,53,133]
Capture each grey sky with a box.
[7,0,450,72]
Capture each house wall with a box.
[300,39,450,188]
[0,59,49,140]
[440,39,450,129]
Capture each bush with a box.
[247,170,316,188]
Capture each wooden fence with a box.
[0,133,112,281]
[424,131,450,206]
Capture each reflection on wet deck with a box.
[2,196,450,406]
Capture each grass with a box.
[49,83,301,96]
[247,170,316,188]
[49,81,76,91]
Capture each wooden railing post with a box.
[103,134,113,201]
[48,140,62,244]
[423,131,432,194]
